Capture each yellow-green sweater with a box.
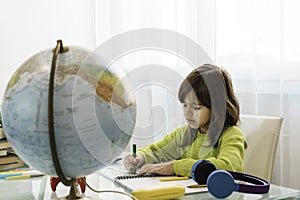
[137,125,245,177]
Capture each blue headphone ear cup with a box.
[207,170,236,199]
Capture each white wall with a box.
[0,0,96,103]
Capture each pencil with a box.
[0,173,23,179]
[5,174,45,181]
[159,176,189,181]
[187,184,207,188]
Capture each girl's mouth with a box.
[186,119,195,123]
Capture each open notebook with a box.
[98,160,208,194]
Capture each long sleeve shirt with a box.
[137,124,245,177]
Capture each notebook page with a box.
[98,163,208,194]
[114,175,207,194]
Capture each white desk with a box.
[0,172,299,200]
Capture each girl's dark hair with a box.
[178,64,240,147]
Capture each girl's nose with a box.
[184,106,193,116]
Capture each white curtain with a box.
[215,0,300,189]
[95,0,215,148]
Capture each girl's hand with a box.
[123,153,145,171]
[138,161,175,175]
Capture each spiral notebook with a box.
[99,164,208,194]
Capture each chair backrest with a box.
[239,115,283,182]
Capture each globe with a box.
[1,42,136,179]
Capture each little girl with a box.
[123,64,245,177]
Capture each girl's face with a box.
[182,90,211,131]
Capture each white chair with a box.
[239,115,283,182]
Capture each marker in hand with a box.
[132,143,137,174]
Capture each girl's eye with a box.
[193,106,201,110]
[182,103,187,108]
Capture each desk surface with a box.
[0,172,300,200]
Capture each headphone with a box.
[191,160,270,198]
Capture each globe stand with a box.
[48,40,103,200]
[53,179,103,200]
[66,179,81,199]
[52,178,105,200]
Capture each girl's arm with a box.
[173,126,245,177]
[137,125,188,164]
[206,128,245,171]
